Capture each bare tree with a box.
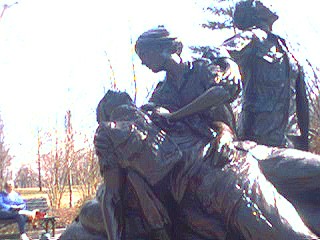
[42,132,67,208]
[72,138,101,203]
[38,127,72,208]
[65,110,74,208]
[37,110,101,209]
[0,116,12,188]
[37,129,43,191]
[14,164,37,188]
[104,51,117,91]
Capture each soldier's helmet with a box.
[233,0,279,30]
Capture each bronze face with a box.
[136,48,168,73]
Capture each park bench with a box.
[0,197,57,239]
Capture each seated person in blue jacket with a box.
[0,180,36,240]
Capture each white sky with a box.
[0,0,319,173]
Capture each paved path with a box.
[29,228,65,240]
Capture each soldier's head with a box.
[233,0,278,31]
[96,90,133,123]
[135,26,183,73]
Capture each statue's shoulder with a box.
[223,28,267,52]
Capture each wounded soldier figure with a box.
[92,95,319,239]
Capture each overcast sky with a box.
[0,0,319,172]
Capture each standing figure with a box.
[223,0,309,150]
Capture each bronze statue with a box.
[61,26,242,239]
[93,102,319,239]
[60,26,319,240]
[66,90,318,239]
[223,0,309,150]
[102,26,242,239]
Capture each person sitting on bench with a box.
[0,180,36,240]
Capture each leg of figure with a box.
[101,169,174,240]
[241,110,288,147]
[186,156,318,239]
[259,147,320,201]
[101,168,126,240]
[176,196,229,240]
[229,166,317,240]
[238,109,255,141]
[16,214,29,235]
[126,170,171,239]
[0,210,28,235]
[259,147,320,235]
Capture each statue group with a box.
[60,1,319,239]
